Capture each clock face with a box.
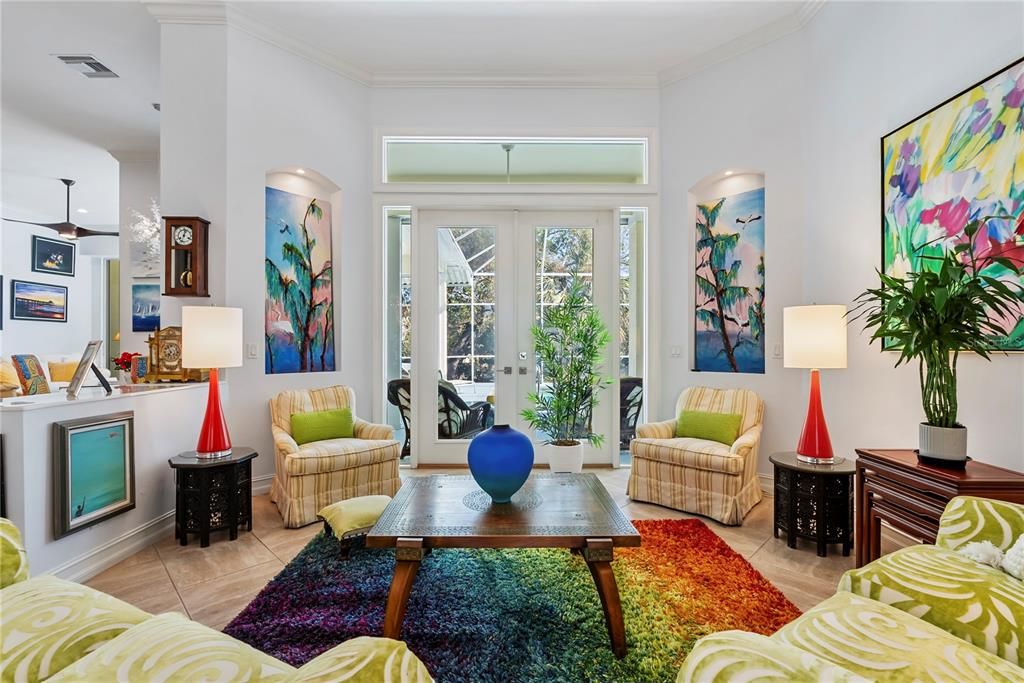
[161,341,181,367]
[173,225,193,246]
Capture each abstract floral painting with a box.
[883,57,1024,350]
[694,186,765,373]
[265,186,335,374]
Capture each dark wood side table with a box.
[366,473,640,658]
[854,448,1024,568]
[169,447,257,548]
[770,452,855,557]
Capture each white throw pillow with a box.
[1001,535,1024,580]
[957,540,1004,568]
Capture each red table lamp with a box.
[182,306,243,459]
[783,305,847,464]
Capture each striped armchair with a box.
[269,386,402,527]
[627,386,763,525]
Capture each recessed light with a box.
[76,208,88,214]
[296,168,306,175]
[724,170,734,176]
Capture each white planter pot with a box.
[919,423,968,463]
[545,441,584,473]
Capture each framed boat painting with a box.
[52,411,136,539]
[882,57,1024,351]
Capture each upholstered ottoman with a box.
[318,495,391,558]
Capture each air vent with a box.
[56,54,119,79]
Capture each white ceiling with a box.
[236,0,814,85]
[1,1,161,153]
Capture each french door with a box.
[412,209,618,465]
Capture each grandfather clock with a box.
[163,216,210,297]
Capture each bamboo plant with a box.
[521,275,612,447]
[851,216,1024,428]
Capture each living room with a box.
[1,1,1023,681]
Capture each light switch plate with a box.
[246,343,258,359]
[772,343,783,359]
[670,346,682,358]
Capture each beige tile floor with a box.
[86,467,860,631]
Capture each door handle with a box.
[502,366,513,375]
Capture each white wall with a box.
[1,109,119,358]
[223,28,371,482]
[660,0,1024,474]
[803,1,1024,471]
[113,152,160,355]
[660,30,808,476]
[371,86,659,130]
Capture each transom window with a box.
[383,136,648,185]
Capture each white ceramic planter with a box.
[545,441,584,473]
[919,423,968,462]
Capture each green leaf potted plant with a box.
[851,215,1024,463]
[521,275,612,473]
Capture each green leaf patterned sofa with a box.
[0,518,432,683]
[679,496,1024,682]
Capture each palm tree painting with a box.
[265,186,335,374]
[694,186,765,373]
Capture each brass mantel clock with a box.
[163,216,210,297]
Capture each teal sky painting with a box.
[69,425,127,520]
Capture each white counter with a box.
[1,382,217,579]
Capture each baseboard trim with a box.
[758,473,774,496]
[48,510,176,583]
[253,473,274,495]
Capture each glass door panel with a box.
[416,211,514,464]
[516,211,616,466]
[439,227,497,439]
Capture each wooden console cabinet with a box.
[854,448,1024,567]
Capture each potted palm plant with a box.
[521,275,612,473]
[852,215,1024,463]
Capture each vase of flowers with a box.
[112,352,139,385]
[852,214,1024,464]
[521,274,612,473]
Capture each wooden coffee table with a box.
[366,473,641,657]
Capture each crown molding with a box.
[143,1,228,25]
[657,0,826,87]
[226,4,373,85]
[370,72,660,90]
[145,0,826,91]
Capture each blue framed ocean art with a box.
[53,411,136,539]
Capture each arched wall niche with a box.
[685,168,767,375]
[263,166,343,376]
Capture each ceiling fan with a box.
[2,178,118,239]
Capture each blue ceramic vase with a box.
[467,424,534,503]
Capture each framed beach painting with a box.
[53,411,136,539]
[694,185,766,373]
[10,279,67,322]
[32,235,76,277]
[264,186,335,374]
[882,57,1024,350]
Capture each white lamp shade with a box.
[181,306,244,369]
[783,305,848,369]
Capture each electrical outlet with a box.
[246,343,258,360]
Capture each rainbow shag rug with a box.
[225,519,799,682]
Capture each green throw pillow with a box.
[676,410,742,444]
[291,407,354,445]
